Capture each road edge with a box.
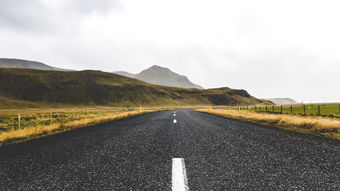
[196,110,340,141]
[0,110,157,147]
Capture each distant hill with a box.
[114,71,135,78]
[265,98,298,105]
[114,65,203,89]
[0,58,65,71]
[0,68,270,108]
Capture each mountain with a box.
[0,68,270,108]
[265,98,299,105]
[114,71,135,78]
[114,65,203,89]
[0,58,64,71]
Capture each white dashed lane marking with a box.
[172,158,189,191]
[173,111,177,123]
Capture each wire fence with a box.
[214,104,340,117]
[0,108,140,132]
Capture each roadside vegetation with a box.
[197,108,340,140]
[239,103,340,117]
[0,107,155,146]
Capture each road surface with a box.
[0,110,339,190]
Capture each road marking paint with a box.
[173,119,177,123]
[172,158,189,191]
[174,113,176,117]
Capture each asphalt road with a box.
[0,110,339,190]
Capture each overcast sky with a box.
[0,0,339,103]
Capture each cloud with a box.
[0,0,339,102]
[0,0,122,33]
[65,0,122,14]
[0,0,52,32]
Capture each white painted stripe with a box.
[173,119,177,123]
[172,158,189,191]
[174,113,176,117]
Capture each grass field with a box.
[214,103,340,117]
[0,107,155,146]
[0,107,129,131]
[198,108,340,140]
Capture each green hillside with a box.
[0,68,270,108]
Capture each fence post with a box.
[18,114,21,129]
[303,105,306,115]
[272,106,275,112]
[50,112,53,125]
[255,106,257,112]
[318,105,321,116]
[338,104,340,115]
[59,114,63,127]
[290,105,293,114]
[280,105,283,114]
[265,105,268,112]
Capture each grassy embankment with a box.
[197,108,340,140]
[0,107,156,146]
[249,103,340,117]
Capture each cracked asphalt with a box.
[0,110,339,190]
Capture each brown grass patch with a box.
[197,109,340,140]
[0,110,154,146]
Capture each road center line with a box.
[173,119,177,123]
[172,158,189,191]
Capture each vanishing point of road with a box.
[0,110,339,190]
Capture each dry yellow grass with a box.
[197,109,340,140]
[0,107,129,115]
[0,110,153,145]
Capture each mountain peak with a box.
[149,65,165,69]
[140,65,175,75]
[145,65,172,72]
[114,65,203,89]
